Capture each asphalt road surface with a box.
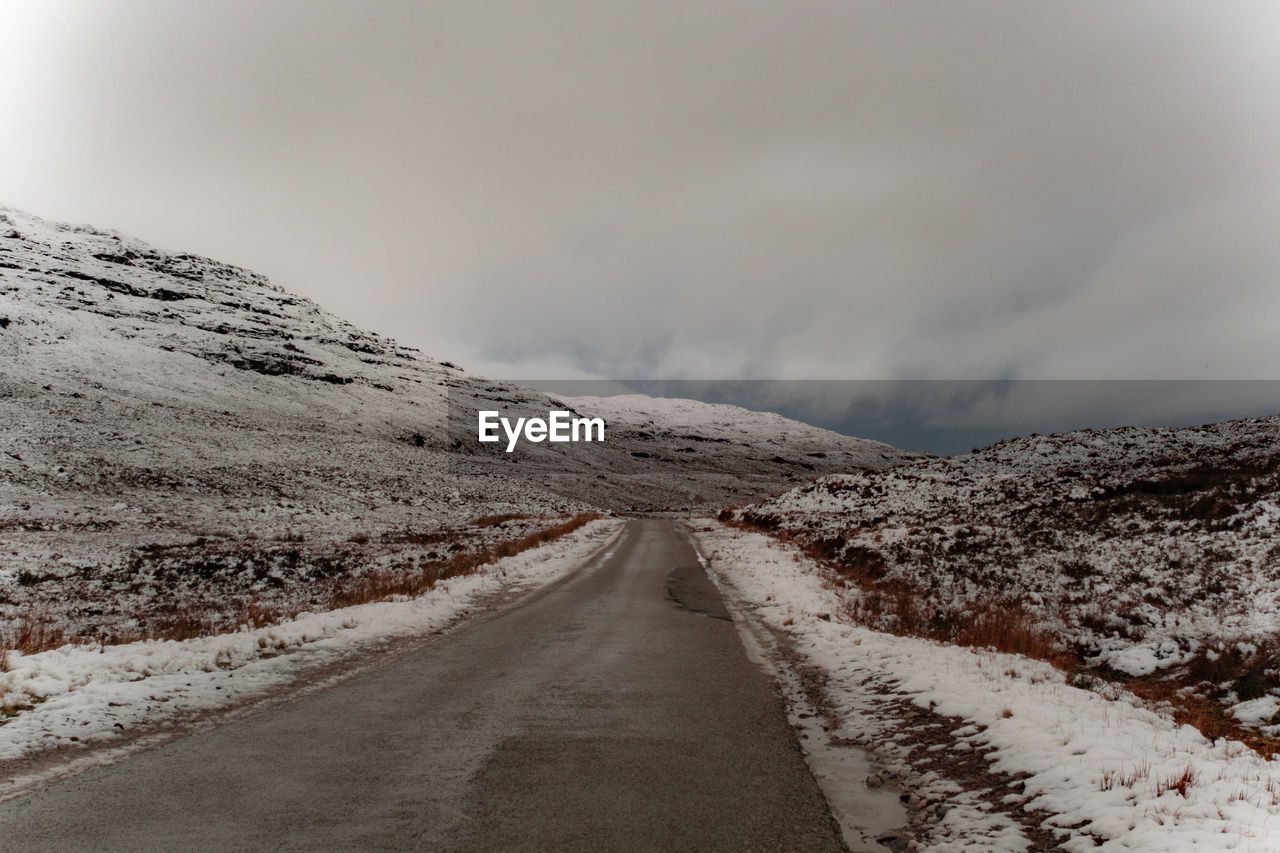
[1,520,846,851]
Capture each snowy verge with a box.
[0,519,624,766]
[687,519,1280,852]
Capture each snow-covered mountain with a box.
[449,390,916,515]
[0,206,914,644]
[725,415,1280,737]
[554,393,904,463]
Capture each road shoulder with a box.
[0,519,625,800]
[686,518,1280,852]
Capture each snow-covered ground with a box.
[690,520,1280,851]
[0,518,623,778]
[724,415,1280,738]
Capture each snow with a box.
[689,520,1280,851]
[554,393,914,467]
[0,519,624,766]
[1100,639,1196,678]
[1231,697,1280,728]
[724,414,1280,733]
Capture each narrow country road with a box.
[0,520,845,851]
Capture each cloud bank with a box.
[2,1,1277,379]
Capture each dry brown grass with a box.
[724,514,1069,666]
[838,583,1069,666]
[1155,766,1198,798]
[1099,761,1150,791]
[129,600,297,644]
[0,604,65,657]
[1123,677,1280,758]
[324,512,600,612]
[724,514,1280,759]
[3,513,601,657]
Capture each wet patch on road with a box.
[665,565,730,620]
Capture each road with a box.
[0,520,846,851]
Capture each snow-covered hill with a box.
[724,415,1280,739]
[0,206,913,645]
[450,390,918,515]
[554,393,905,465]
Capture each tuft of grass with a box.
[0,604,65,656]
[1155,766,1197,798]
[1099,761,1150,791]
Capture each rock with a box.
[875,832,911,853]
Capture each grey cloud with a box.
[1,0,1277,382]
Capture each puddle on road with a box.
[665,564,731,620]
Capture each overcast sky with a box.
[3,0,1278,383]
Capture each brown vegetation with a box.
[2,513,600,657]
[1,605,65,657]
[724,513,1280,758]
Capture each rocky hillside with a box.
[724,415,1280,737]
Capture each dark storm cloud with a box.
[2,1,1278,380]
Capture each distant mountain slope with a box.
[555,393,905,465]
[540,393,917,510]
